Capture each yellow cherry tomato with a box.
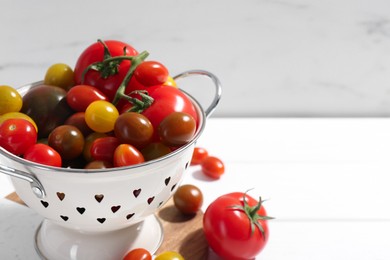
[44,63,75,90]
[155,251,184,260]
[0,85,23,115]
[85,100,119,133]
[163,76,177,88]
[0,112,38,132]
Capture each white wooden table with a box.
[1,118,390,259]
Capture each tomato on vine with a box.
[74,40,139,102]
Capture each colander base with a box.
[34,215,164,260]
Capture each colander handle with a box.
[173,70,222,118]
[0,164,46,199]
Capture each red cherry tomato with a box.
[90,136,120,163]
[66,85,107,112]
[123,248,152,260]
[201,156,225,179]
[203,192,271,260]
[134,61,169,87]
[0,118,37,155]
[24,143,62,167]
[191,147,209,165]
[113,144,144,167]
[74,40,138,101]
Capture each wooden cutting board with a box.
[6,192,209,259]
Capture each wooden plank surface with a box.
[6,192,209,259]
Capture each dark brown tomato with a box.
[173,184,203,215]
[21,84,74,138]
[84,160,113,169]
[114,112,153,149]
[141,142,171,161]
[64,112,93,137]
[158,112,196,147]
[48,125,85,160]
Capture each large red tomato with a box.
[74,40,139,101]
[203,192,271,260]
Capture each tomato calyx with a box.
[229,192,273,239]
[81,39,125,81]
[118,90,154,113]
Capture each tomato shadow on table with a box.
[178,227,210,260]
[191,169,218,182]
[157,204,197,223]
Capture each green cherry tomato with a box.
[123,248,152,260]
[173,184,203,215]
[24,143,62,167]
[114,112,153,149]
[0,85,23,115]
[44,63,75,90]
[113,144,144,167]
[0,118,37,156]
[48,125,85,160]
[154,251,184,260]
[158,112,196,147]
[85,100,119,133]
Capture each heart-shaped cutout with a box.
[171,183,177,192]
[40,200,49,208]
[95,194,104,203]
[126,213,135,220]
[97,218,106,224]
[56,192,65,201]
[133,189,141,198]
[111,205,121,213]
[147,196,155,205]
[77,207,86,215]
[60,215,69,221]
[164,177,171,186]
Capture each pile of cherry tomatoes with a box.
[0,40,199,169]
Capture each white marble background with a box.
[1,0,390,117]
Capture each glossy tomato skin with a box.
[24,143,62,167]
[134,61,169,87]
[66,85,107,112]
[173,184,203,215]
[74,40,138,101]
[141,86,198,133]
[48,125,85,160]
[154,251,184,260]
[191,147,209,165]
[90,136,120,163]
[113,144,144,167]
[0,118,37,156]
[123,248,152,260]
[44,63,75,90]
[114,112,153,149]
[201,156,225,179]
[203,192,269,260]
[21,84,74,138]
[64,112,93,137]
[0,85,23,115]
[158,112,196,147]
